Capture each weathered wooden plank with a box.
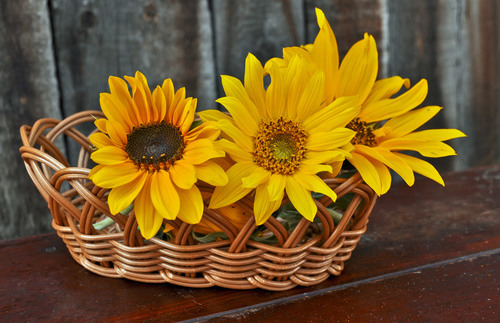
[305,0,383,62]
[50,0,218,164]
[387,0,499,172]
[0,0,61,239]
[212,0,306,89]
[466,0,500,169]
[51,0,216,112]
[217,252,500,322]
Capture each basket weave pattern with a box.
[20,111,377,291]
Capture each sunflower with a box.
[199,54,360,225]
[268,8,466,195]
[88,71,227,239]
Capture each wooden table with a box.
[1,164,499,322]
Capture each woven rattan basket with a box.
[20,110,377,291]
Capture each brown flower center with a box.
[126,122,185,171]
[347,117,376,147]
[253,118,308,175]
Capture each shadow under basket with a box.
[20,110,377,291]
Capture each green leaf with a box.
[327,208,344,225]
[189,119,203,131]
[192,231,229,243]
[92,217,116,230]
[249,230,279,244]
[120,203,134,216]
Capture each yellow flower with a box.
[269,8,466,195]
[88,72,227,239]
[200,54,359,224]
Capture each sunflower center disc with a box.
[253,117,308,175]
[347,117,376,147]
[126,122,185,171]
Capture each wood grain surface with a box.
[0,164,498,321]
[1,0,499,240]
[0,0,61,239]
[0,164,500,322]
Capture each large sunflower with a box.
[268,8,466,195]
[89,71,227,239]
[200,54,359,224]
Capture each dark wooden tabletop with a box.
[1,164,499,322]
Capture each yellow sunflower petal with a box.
[294,172,337,202]
[209,162,255,209]
[169,159,197,189]
[364,76,410,106]
[135,71,155,120]
[178,98,197,135]
[375,148,415,187]
[214,139,253,163]
[244,53,267,115]
[100,93,132,132]
[280,56,303,119]
[254,183,283,225]
[307,128,355,151]
[134,175,163,239]
[195,161,229,186]
[125,75,150,123]
[295,70,325,120]
[265,61,285,119]
[217,119,254,152]
[177,185,204,224]
[302,150,349,166]
[348,152,382,195]
[108,171,148,215]
[89,132,113,149]
[150,170,180,220]
[106,120,127,148]
[298,163,333,175]
[108,76,142,125]
[216,96,258,137]
[221,70,262,124]
[336,33,378,105]
[394,152,444,186]
[378,138,457,157]
[198,109,232,123]
[302,96,360,133]
[88,164,105,180]
[183,138,225,165]
[152,85,167,122]
[285,176,317,222]
[241,166,270,189]
[371,158,392,195]
[320,161,344,180]
[166,86,188,127]
[94,118,107,134]
[403,129,467,142]
[161,78,175,111]
[91,146,129,165]
[379,106,442,139]
[311,8,339,103]
[90,162,142,189]
[329,161,344,179]
[267,173,286,201]
[359,79,428,123]
[351,149,392,195]
[185,121,220,141]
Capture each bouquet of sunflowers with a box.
[21,9,465,289]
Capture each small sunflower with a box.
[89,71,227,239]
[268,8,466,195]
[200,54,360,224]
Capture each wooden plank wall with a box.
[1,0,498,239]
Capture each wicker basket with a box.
[19,110,377,291]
